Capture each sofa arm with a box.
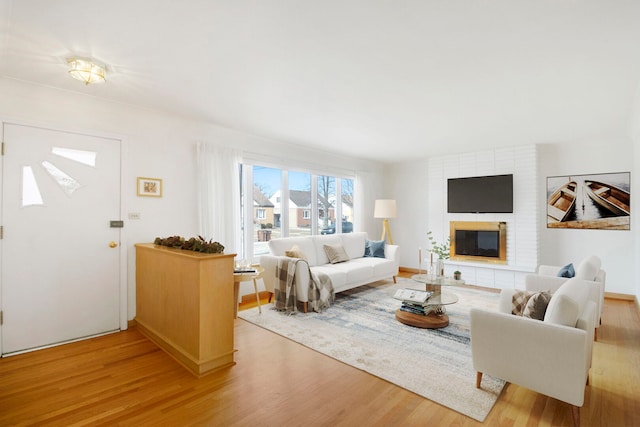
[259,255,311,301]
[470,308,591,406]
[385,244,400,272]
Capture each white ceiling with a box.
[1,1,639,163]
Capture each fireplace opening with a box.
[450,221,507,264]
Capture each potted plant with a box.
[453,270,462,280]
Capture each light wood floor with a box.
[1,279,639,426]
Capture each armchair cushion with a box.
[544,294,580,326]
[557,263,575,278]
[544,277,589,327]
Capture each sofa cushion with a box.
[312,235,342,265]
[522,291,551,320]
[285,244,308,262]
[557,263,575,278]
[575,256,601,281]
[269,237,318,266]
[350,257,396,277]
[323,244,349,264]
[311,265,348,289]
[364,239,386,258]
[341,232,367,259]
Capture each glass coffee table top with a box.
[411,274,465,286]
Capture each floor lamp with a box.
[374,199,397,244]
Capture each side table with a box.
[233,266,264,318]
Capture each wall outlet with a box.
[128,212,141,220]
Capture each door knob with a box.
[109,241,118,248]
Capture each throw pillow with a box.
[511,290,534,316]
[323,244,349,264]
[364,239,386,258]
[522,291,552,320]
[285,245,308,262]
[556,263,575,278]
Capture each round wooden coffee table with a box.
[395,291,458,329]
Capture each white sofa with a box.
[260,232,399,312]
[471,277,597,427]
[525,255,605,337]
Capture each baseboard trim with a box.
[605,292,636,302]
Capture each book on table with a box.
[393,288,433,305]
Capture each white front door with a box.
[1,122,122,355]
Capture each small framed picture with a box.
[137,177,162,197]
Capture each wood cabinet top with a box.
[135,243,236,260]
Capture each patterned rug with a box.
[238,278,506,422]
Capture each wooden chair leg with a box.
[571,405,580,427]
[303,302,308,313]
[393,276,397,284]
[268,292,273,303]
[594,328,597,341]
[476,372,483,389]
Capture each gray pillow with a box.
[323,244,349,264]
[556,263,575,278]
[364,239,386,258]
[522,291,552,320]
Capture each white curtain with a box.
[196,142,242,256]
[354,171,372,233]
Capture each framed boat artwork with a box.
[546,172,630,230]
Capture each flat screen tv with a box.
[447,174,513,213]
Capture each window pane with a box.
[51,147,96,167]
[253,166,280,257]
[22,166,44,207]
[317,175,336,234]
[41,161,82,195]
[341,178,354,233]
[289,171,311,237]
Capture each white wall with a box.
[392,140,636,295]
[538,138,635,295]
[0,78,386,320]
[391,146,538,290]
[631,80,640,305]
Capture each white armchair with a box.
[471,278,597,427]
[525,255,605,338]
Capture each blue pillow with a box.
[365,239,386,258]
[557,263,575,278]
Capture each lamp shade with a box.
[374,199,397,218]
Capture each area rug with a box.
[238,278,506,422]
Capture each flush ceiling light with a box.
[66,57,106,85]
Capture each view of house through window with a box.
[244,165,355,261]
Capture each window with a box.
[241,164,356,262]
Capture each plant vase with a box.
[436,259,445,277]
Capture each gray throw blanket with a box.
[274,257,334,314]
